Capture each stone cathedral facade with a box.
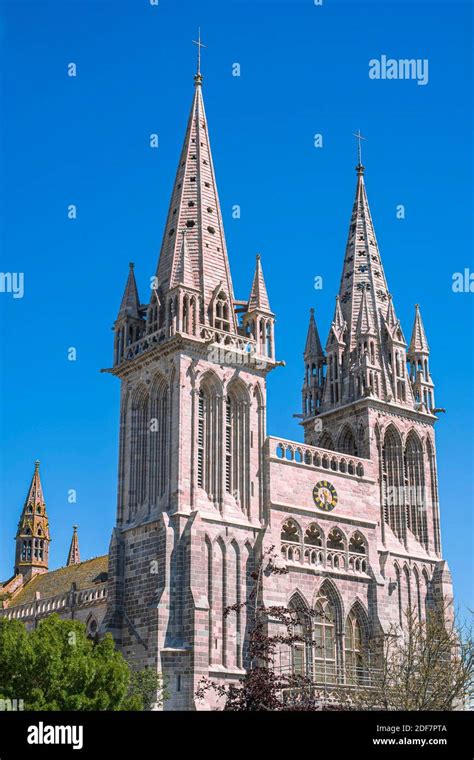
[1,62,453,711]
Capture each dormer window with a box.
[213,291,230,332]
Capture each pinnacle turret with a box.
[248,255,272,313]
[242,254,276,361]
[113,263,145,365]
[302,309,325,418]
[408,304,430,355]
[408,304,434,411]
[304,308,324,360]
[117,263,140,321]
[66,526,81,566]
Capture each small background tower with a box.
[14,460,50,579]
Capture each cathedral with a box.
[0,54,453,711]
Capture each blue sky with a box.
[0,1,472,614]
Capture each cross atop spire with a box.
[192,28,206,85]
[353,129,366,172]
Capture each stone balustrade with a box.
[0,582,108,621]
[267,436,370,479]
[281,540,369,576]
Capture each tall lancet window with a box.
[328,353,339,403]
[289,596,312,677]
[314,599,337,684]
[129,387,149,519]
[225,382,250,513]
[426,438,441,555]
[382,426,405,542]
[344,610,365,685]
[404,432,427,548]
[197,378,220,502]
[149,376,169,505]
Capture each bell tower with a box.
[103,40,278,708]
[14,460,50,579]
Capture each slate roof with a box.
[7,555,108,607]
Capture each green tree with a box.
[0,614,164,711]
[333,606,474,711]
[128,667,169,711]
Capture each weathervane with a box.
[192,28,206,80]
[352,129,366,168]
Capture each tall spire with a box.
[335,164,390,351]
[15,461,50,578]
[154,53,237,332]
[318,150,416,410]
[66,525,81,566]
[248,254,271,312]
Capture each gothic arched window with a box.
[289,597,312,677]
[314,599,337,683]
[344,610,364,684]
[214,291,230,332]
[319,432,334,451]
[305,524,322,547]
[427,438,441,555]
[404,432,427,547]
[339,426,357,456]
[129,387,149,519]
[327,528,344,551]
[149,377,169,505]
[225,383,250,512]
[281,519,301,562]
[382,426,405,541]
[197,377,220,502]
[349,532,366,554]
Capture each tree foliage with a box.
[0,614,166,711]
[334,606,474,711]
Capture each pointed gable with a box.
[248,254,271,312]
[356,287,376,336]
[155,76,237,331]
[171,229,198,289]
[327,296,346,348]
